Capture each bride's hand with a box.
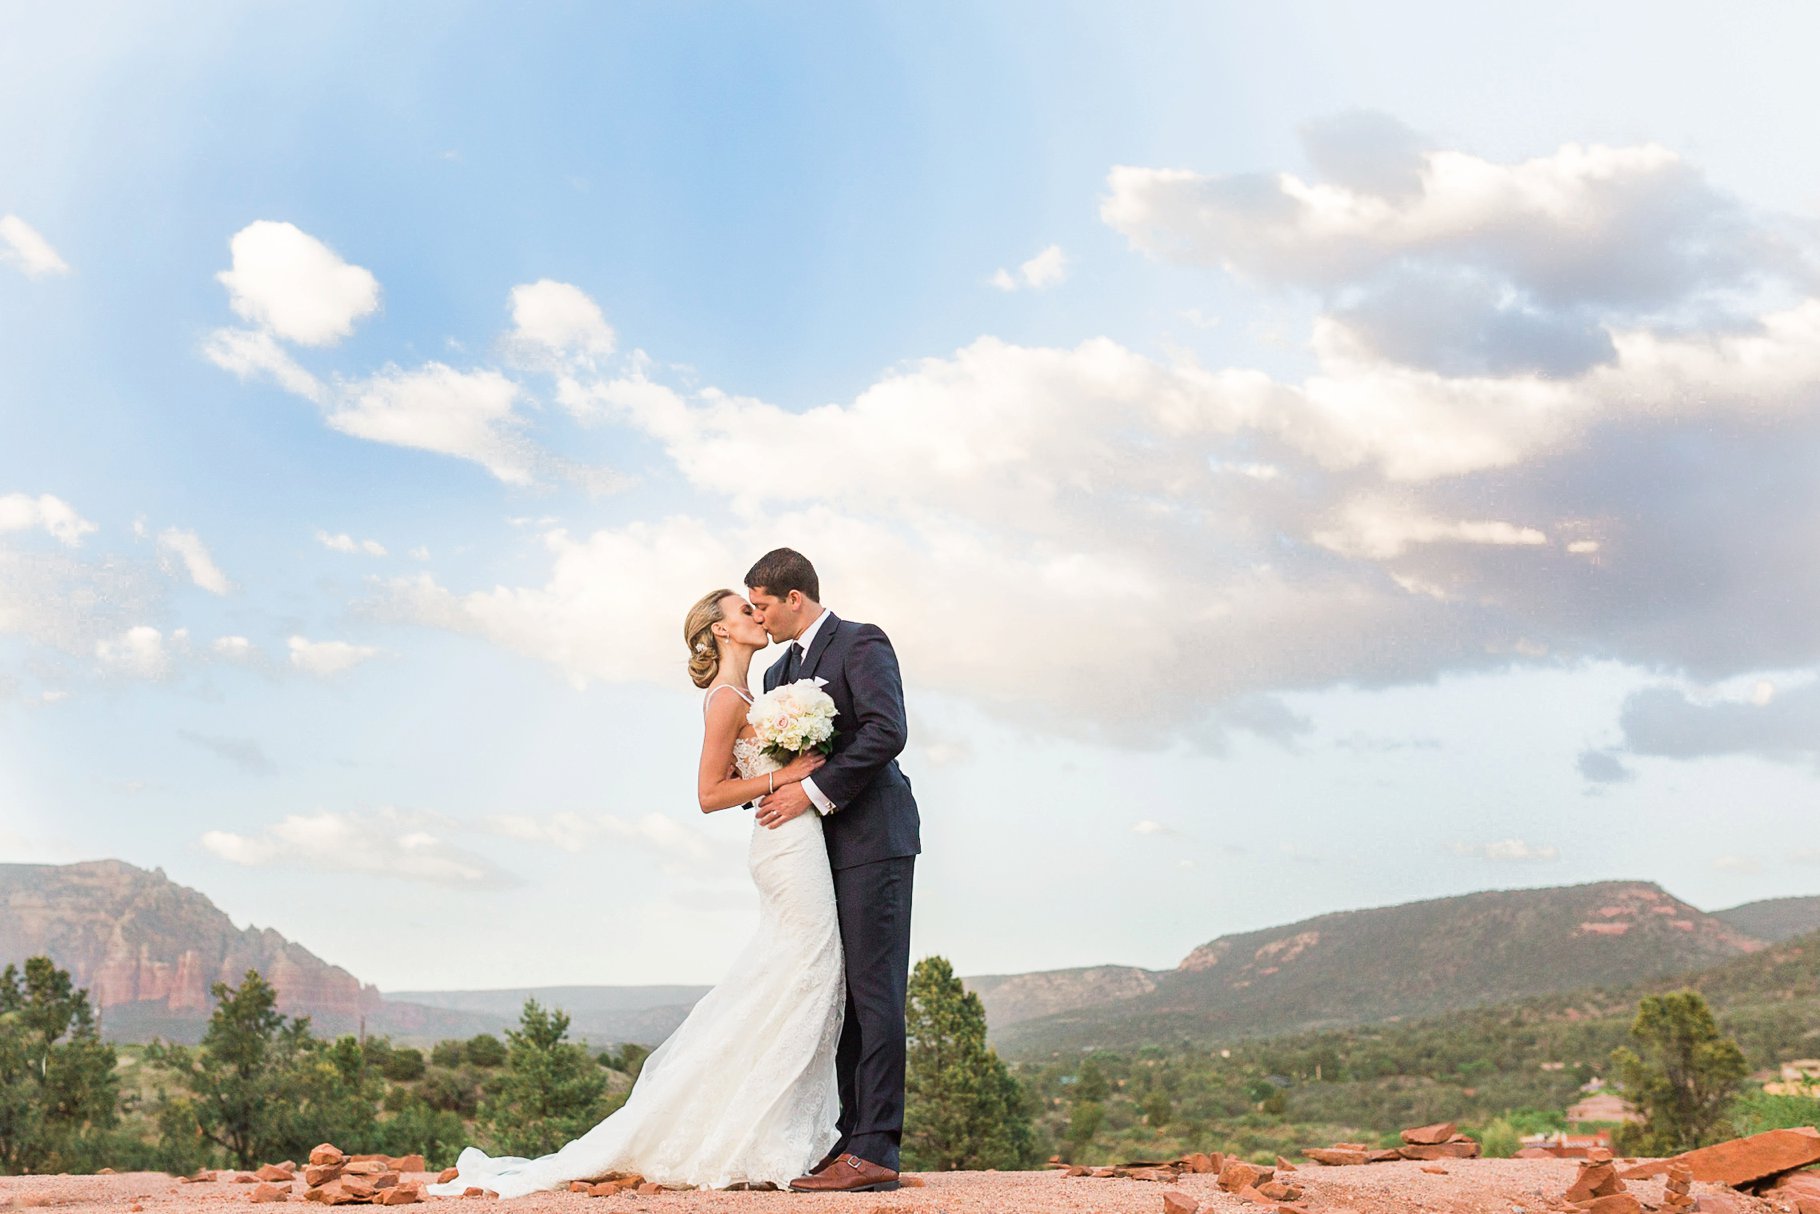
[780,751,826,784]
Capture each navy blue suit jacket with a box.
[763,612,921,871]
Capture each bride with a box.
[427,589,845,1197]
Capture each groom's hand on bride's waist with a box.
[756,782,814,829]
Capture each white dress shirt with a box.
[792,608,837,816]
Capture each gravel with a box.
[0,1158,1783,1214]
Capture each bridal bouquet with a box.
[747,677,839,761]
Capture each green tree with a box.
[380,1046,425,1082]
[429,1040,464,1069]
[478,1000,609,1157]
[288,1034,382,1153]
[1075,1058,1110,1102]
[0,957,120,1174]
[1064,1101,1103,1160]
[599,1042,651,1079]
[146,969,315,1168]
[465,1034,507,1068]
[902,956,1038,1171]
[377,1099,466,1166]
[1610,991,1747,1154]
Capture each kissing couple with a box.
[429,548,922,1197]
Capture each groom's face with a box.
[747,586,805,643]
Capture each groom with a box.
[746,548,921,1194]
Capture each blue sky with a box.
[5,2,1820,993]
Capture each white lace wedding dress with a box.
[427,687,844,1197]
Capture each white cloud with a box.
[202,808,516,887]
[201,327,326,401]
[217,221,380,346]
[328,363,537,485]
[1102,124,1807,379]
[504,279,615,366]
[382,271,1820,747]
[1101,140,1773,306]
[0,215,70,278]
[156,527,233,594]
[212,635,255,661]
[316,530,387,557]
[374,517,733,690]
[288,636,381,676]
[1451,838,1560,863]
[95,625,181,680]
[1312,500,1549,560]
[480,810,726,868]
[991,244,1068,291]
[1713,854,1762,874]
[0,493,96,546]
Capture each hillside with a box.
[995,880,1768,1057]
[1714,895,1820,944]
[386,984,713,1045]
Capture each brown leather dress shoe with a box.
[788,1153,900,1193]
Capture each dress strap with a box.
[702,683,755,714]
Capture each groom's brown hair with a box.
[745,548,819,602]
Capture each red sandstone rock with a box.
[1565,1161,1624,1202]
[437,1168,459,1184]
[1767,1171,1820,1214]
[1514,1147,1555,1159]
[900,1176,926,1187]
[234,1173,261,1183]
[1062,1165,1090,1178]
[1256,1179,1301,1201]
[1274,1155,1297,1171]
[1577,1195,1642,1214]
[636,1181,664,1195]
[378,1184,423,1206]
[1400,1121,1457,1145]
[302,1164,343,1187]
[1305,1148,1370,1166]
[1365,1148,1404,1163]
[250,1182,289,1203]
[1218,1160,1274,1192]
[1692,1194,1755,1214]
[256,1164,294,1182]
[342,1161,385,1177]
[389,1155,426,1174]
[1399,1142,1480,1160]
[309,1144,347,1167]
[1621,1127,1820,1187]
[1161,1191,1199,1214]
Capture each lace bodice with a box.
[734,736,782,778]
[706,685,783,779]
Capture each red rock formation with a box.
[0,859,384,1029]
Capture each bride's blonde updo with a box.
[683,588,737,689]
